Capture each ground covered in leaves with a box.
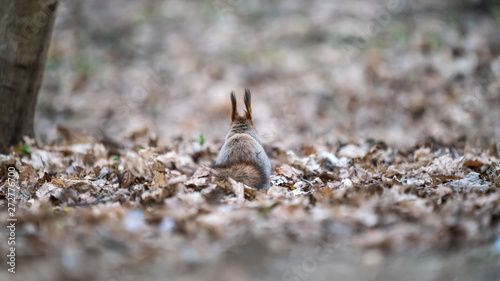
[1,136,500,280]
[2,0,500,280]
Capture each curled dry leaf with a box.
[36,183,63,201]
[447,172,490,192]
[286,151,320,172]
[19,164,39,188]
[118,170,134,189]
[228,178,245,203]
[338,144,368,159]
[424,154,463,176]
[123,151,150,178]
[463,158,484,168]
[275,164,302,181]
[151,171,167,190]
[185,165,212,188]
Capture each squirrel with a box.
[213,89,271,190]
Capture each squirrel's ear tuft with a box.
[230,91,237,122]
[244,89,252,120]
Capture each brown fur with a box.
[214,89,271,190]
[244,88,252,121]
[230,89,255,129]
[230,91,238,122]
[214,163,265,189]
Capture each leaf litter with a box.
[1,135,499,280]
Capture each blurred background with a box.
[37,0,500,151]
[3,1,499,280]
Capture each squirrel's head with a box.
[228,89,258,137]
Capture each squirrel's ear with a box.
[230,91,237,122]
[244,89,252,120]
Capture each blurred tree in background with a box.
[0,0,58,153]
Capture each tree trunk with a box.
[0,0,58,153]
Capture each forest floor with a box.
[2,0,500,280]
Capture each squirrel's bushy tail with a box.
[214,163,267,190]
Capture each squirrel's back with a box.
[214,90,271,190]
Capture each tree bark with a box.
[0,0,58,153]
